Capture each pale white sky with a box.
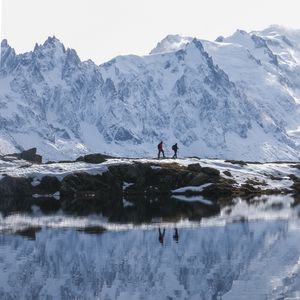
[1,0,300,64]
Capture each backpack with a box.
[172,145,175,151]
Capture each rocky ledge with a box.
[0,151,300,223]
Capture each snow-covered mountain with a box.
[2,25,300,161]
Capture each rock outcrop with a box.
[3,148,42,164]
[0,156,297,222]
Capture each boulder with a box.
[34,176,61,194]
[187,163,202,172]
[0,176,34,212]
[60,172,123,214]
[225,160,247,166]
[223,170,232,177]
[0,176,33,198]
[201,181,234,198]
[76,153,113,164]
[188,173,210,186]
[201,167,220,177]
[19,148,42,164]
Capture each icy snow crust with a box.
[2,26,300,161]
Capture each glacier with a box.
[2,25,300,161]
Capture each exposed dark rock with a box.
[4,148,43,164]
[60,172,123,215]
[239,183,261,194]
[289,174,300,195]
[201,180,234,198]
[269,174,283,180]
[187,163,202,172]
[244,178,267,186]
[201,167,220,177]
[188,173,210,186]
[291,164,300,170]
[223,170,232,177]
[0,176,33,198]
[76,153,113,164]
[225,160,248,166]
[34,176,61,194]
[109,163,150,182]
[18,148,42,163]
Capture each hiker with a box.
[158,227,165,245]
[157,141,165,159]
[173,228,179,243]
[172,143,178,159]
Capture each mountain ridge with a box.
[1,25,300,161]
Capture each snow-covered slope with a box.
[2,26,300,161]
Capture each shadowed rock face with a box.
[4,148,43,164]
[19,148,42,164]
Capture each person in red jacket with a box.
[157,141,165,159]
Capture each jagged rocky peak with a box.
[43,35,64,48]
[32,35,67,60]
[30,36,83,73]
[0,39,17,71]
[1,38,14,53]
[1,38,9,48]
[150,34,192,54]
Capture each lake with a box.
[0,195,299,299]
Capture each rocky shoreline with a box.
[1,149,300,223]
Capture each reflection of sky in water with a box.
[0,219,300,299]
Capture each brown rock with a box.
[187,163,202,172]
[19,148,42,164]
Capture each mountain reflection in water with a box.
[0,218,300,299]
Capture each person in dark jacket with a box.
[172,143,178,159]
[158,227,165,245]
[173,228,179,243]
[157,141,165,159]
